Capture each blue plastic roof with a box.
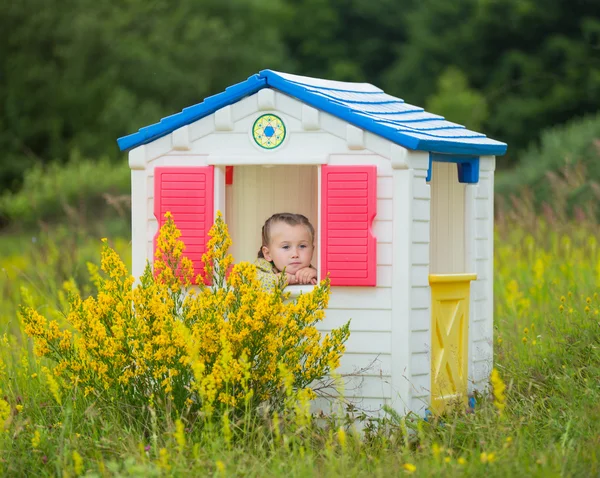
[117,69,507,156]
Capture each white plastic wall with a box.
[388,151,433,415]
[313,154,395,414]
[128,90,407,416]
[466,157,495,393]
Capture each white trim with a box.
[302,104,320,130]
[131,169,148,280]
[214,166,226,222]
[346,124,365,150]
[172,125,191,151]
[145,135,172,162]
[207,155,328,166]
[129,145,147,170]
[391,167,413,415]
[317,164,322,283]
[390,144,409,170]
[257,89,276,110]
[287,285,316,297]
[214,105,234,131]
[465,183,477,393]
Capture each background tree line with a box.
[1,0,599,193]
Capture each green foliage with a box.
[2,0,600,213]
[495,113,600,220]
[0,0,293,191]
[2,218,600,474]
[425,66,488,131]
[19,214,349,423]
[382,0,600,157]
[282,0,415,83]
[0,152,130,230]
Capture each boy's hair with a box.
[258,213,315,258]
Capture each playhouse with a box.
[117,70,507,416]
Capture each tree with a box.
[381,0,600,159]
[0,0,293,191]
[426,66,488,132]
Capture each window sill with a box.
[285,285,316,297]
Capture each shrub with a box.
[20,212,350,420]
[0,151,130,229]
[495,113,600,221]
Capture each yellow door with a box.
[429,273,476,414]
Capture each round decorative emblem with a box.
[252,114,286,149]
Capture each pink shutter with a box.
[154,166,214,281]
[321,165,377,286]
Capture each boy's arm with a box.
[295,267,317,285]
[285,272,299,285]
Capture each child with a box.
[255,213,318,291]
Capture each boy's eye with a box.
[300,245,306,249]
[282,245,290,250]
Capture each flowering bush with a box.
[21,212,349,418]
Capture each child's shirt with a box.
[253,258,317,292]
[254,257,280,292]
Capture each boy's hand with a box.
[285,272,299,285]
[295,267,317,285]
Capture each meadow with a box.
[1,209,599,477]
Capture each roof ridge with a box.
[117,69,507,156]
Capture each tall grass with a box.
[495,112,600,220]
[1,214,599,476]
[0,153,130,232]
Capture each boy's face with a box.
[262,222,314,275]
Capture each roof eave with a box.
[117,74,267,151]
[261,69,507,157]
[117,69,508,157]
[411,138,508,156]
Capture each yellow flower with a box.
[72,450,84,475]
[337,426,347,450]
[174,419,186,452]
[457,457,466,465]
[402,463,416,474]
[158,448,170,471]
[480,452,496,464]
[216,460,226,475]
[0,399,10,429]
[491,368,506,413]
[19,210,349,420]
[432,442,442,459]
[31,430,41,449]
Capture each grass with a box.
[1,216,600,476]
[495,112,600,221]
[0,155,130,231]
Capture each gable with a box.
[133,90,401,165]
[117,70,507,157]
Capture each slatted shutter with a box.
[320,165,377,286]
[154,166,214,281]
